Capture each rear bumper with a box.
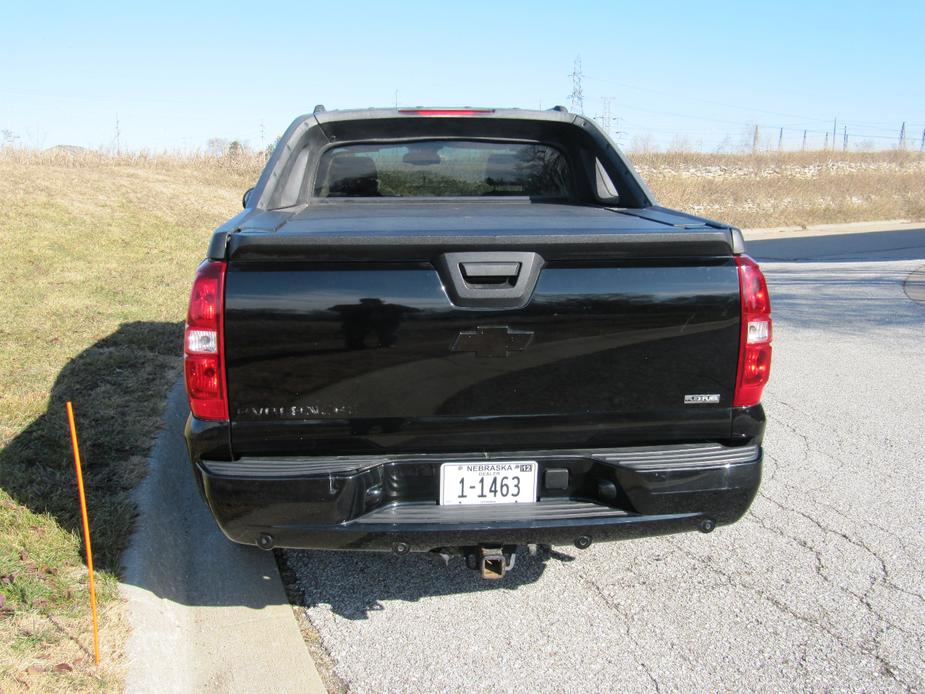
[193,441,762,551]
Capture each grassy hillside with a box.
[0,150,258,692]
[0,147,921,691]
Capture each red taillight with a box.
[398,108,494,116]
[184,260,228,420]
[733,255,772,407]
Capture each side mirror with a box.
[242,187,255,208]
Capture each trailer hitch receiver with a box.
[474,546,516,579]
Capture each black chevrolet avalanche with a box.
[183,106,771,578]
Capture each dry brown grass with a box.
[3,146,266,176]
[630,149,925,228]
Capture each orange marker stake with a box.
[66,401,101,665]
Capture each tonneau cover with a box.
[226,202,735,262]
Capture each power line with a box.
[582,75,837,125]
[582,74,925,139]
[607,102,918,144]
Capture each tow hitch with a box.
[466,545,517,579]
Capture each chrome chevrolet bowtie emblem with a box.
[451,326,534,358]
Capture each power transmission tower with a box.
[568,56,585,115]
[802,130,807,151]
[752,125,759,153]
[598,97,612,132]
[898,121,906,149]
[115,114,121,155]
[843,125,848,151]
[597,97,621,138]
[778,127,783,151]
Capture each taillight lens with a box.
[733,255,772,407]
[184,260,228,420]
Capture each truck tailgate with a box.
[223,202,741,457]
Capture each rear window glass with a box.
[313,140,572,199]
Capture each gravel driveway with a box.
[286,233,925,693]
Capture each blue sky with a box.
[2,0,923,152]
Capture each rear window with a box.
[313,140,573,199]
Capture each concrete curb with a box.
[120,380,324,694]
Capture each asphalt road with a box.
[286,227,925,693]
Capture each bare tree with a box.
[715,134,734,153]
[629,134,656,153]
[668,135,693,152]
[206,138,230,156]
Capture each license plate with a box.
[439,461,537,505]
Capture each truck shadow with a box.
[283,546,576,620]
[0,320,184,575]
[747,227,925,262]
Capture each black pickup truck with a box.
[184,107,772,578]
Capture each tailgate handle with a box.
[437,252,544,309]
[461,262,521,286]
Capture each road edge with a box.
[743,218,921,239]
